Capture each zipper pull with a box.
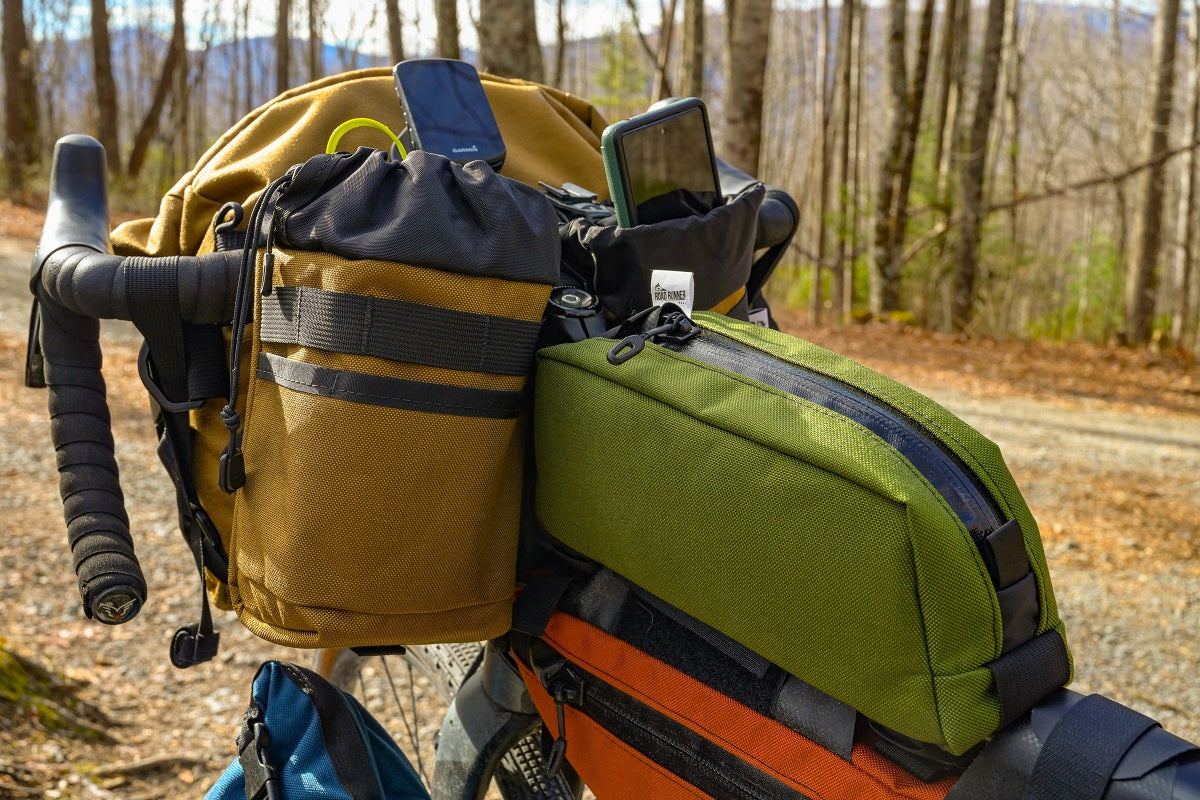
[544,667,585,776]
[607,310,698,365]
[257,174,293,297]
[259,208,283,297]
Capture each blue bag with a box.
[207,661,430,800]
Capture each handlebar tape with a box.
[33,136,145,624]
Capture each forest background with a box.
[2,0,1199,352]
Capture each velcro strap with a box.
[1023,694,1158,800]
[260,285,542,376]
[990,629,1071,728]
[511,577,575,637]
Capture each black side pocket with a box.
[561,184,765,320]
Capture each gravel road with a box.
[2,234,1198,797]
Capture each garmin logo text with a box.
[452,145,480,154]
[652,283,688,303]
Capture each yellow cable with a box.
[326,118,408,158]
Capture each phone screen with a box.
[393,60,506,168]
[618,105,720,225]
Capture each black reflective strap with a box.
[260,285,542,376]
[990,629,1071,728]
[1023,694,1159,800]
[511,577,576,637]
[257,352,524,418]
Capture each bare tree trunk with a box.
[1176,0,1200,347]
[722,0,772,174]
[888,0,935,272]
[849,0,866,317]
[1125,0,1180,344]
[934,0,969,201]
[1002,0,1024,243]
[812,0,832,323]
[950,0,1009,331]
[276,0,291,95]
[653,0,679,102]
[229,2,241,123]
[680,0,704,97]
[834,0,857,320]
[2,0,39,191]
[552,0,566,87]
[309,0,325,79]
[127,0,186,181]
[478,0,544,81]
[870,0,909,313]
[435,0,460,59]
[90,0,121,174]
[384,0,405,64]
[241,0,253,112]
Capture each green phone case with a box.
[600,126,635,227]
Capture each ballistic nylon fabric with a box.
[515,659,720,800]
[227,217,551,646]
[520,614,956,800]
[534,316,1068,754]
[110,70,609,260]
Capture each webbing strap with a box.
[990,629,1071,728]
[125,259,222,666]
[511,577,575,637]
[260,285,542,376]
[256,352,525,418]
[183,325,228,401]
[1022,694,1158,800]
[127,256,188,402]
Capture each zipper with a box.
[606,310,700,365]
[641,325,1004,538]
[542,660,810,800]
[544,665,585,776]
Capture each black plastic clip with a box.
[138,345,206,413]
[170,624,220,669]
[239,718,282,800]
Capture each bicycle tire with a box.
[315,645,580,800]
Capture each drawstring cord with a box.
[219,172,295,493]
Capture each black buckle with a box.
[139,345,205,413]
[170,624,220,668]
[25,300,45,388]
[239,720,282,800]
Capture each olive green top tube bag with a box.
[220,147,560,649]
[533,308,1071,756]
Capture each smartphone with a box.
[393,59,506,170]
[600,98,722,228]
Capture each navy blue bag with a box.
[207,661,430,800]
